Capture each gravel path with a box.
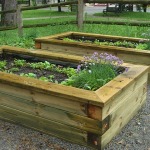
[0,85,149,150]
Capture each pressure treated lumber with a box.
[0,46,149,149]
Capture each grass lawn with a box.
[0,23,149,49]
[0,9,150,49]
[23,17,75,25]
[22,9,76,18]
[93,12,150,22]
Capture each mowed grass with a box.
[93,12,150,21]
[0,23,149,49]
[23,17,75,25]
[22,9,76,18]
[1,9,150,49]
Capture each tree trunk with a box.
[1,0,17,26]
[42,0,47,4]
[58,0,62,12]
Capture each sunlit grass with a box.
[93,12,150,21]
[22,9,76,18]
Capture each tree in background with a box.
[1,0,17,26]
[30,0,37,6]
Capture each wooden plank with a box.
[117,52,150,65]
[0,105,88,145]
[101,93,146,149]
[0,83,87,116]
[41,43,116,56]
[101,72,148,119]
[35,32,73,42]
[72,32,148,43]
[95,65,149,106]
[2,45,83,63]
[0,71,104,106]
[36,31,148,43]
[0,87,104,133]
[39,39,150,58]
[109,84,147,126]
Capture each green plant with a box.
[39,76,49,82]
[61,52,125,91]
[136,43,148,50]
[20,73,37,78]
[0,60,7,70]
[29,61,56,70]
[13,59,26,67]
[48,75,55,82]
[8,67,19,72]
[63,38,77,42]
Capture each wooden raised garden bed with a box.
[0,45,149,150]
[35,32,150,82]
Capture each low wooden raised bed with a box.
[0,45,149,150]
[35,32,150,82]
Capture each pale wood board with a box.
[35,32,73,42]
[101,93,146,149]
[0,83,87,116]
[95,65,149,105]
[41,43,115,56]
[101,73,148,119]
[109,84,147,126]
[0,87,103,133]
[0,105,88,146]
[72,32,148,42]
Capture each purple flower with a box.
[77,65,81,72]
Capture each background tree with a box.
[1,0,17,26]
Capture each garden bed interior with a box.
[0,46,149,150]
[35,32,150,83]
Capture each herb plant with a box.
[61,52,124,91]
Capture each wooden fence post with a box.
[77,0,84,30]
[17,5,23,37]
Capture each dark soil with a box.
[0,53,69,83]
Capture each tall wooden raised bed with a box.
[0,46,149,150]
[35,32,150,82]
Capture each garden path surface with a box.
[0,85,149,150]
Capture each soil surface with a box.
[0,85,149,150]
[0,54,69,83]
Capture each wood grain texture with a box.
[35,32,73,42]
[101,73,148,119]
[0,105,88,145]
[101,93,146,149]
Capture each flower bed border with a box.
[0,46,149,150]
[35,32,150,83]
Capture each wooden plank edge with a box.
[71,31,148,42]
[2,45,83,63]
[41,39,150,56]
[95,64,149,105]
[35,32,73,42]
[0,104,89,146]
[101,94,146,150]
